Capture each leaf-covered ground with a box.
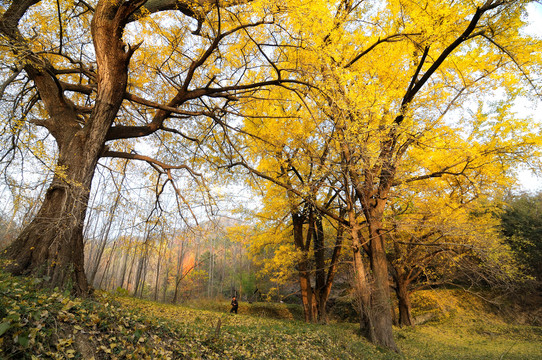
[0,269,541,359]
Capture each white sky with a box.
[515,3,542,192]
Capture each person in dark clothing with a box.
[230,296,238,314]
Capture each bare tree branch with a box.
[101,150,202,177]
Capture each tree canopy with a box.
[1,0,541,352]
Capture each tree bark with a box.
[293,212,316,322]
[0,0,140,295]
[2,127,103,294]
[367,218,397,351]
[395,274,413,327]
[313,213,327,322]
[346,204,377,343]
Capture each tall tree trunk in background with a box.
[89,206,118,287]
[0,0,140,295]
[137,254,150,298]
[293,212,318,322]
[98,233,122,290]
[134,239,151,298]
[161,250,172,302]
[394,274,413,327]
[119,214,138,290]
[172,239,186,303]
[313,213,327,322]
[154,229,166,301]
[315,213,345,324]
[89,161,127,286]
[208,237,215,298]
[125,244,138,292]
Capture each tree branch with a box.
[481,33,541,97]
[101,150,202,177]
[345,33,416,68]
[225,161,350,226]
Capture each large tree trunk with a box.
[357,186,398,351]
[1,0,140,295]
[299,268,316,322]
[367,220,397,351]
[348,221,377,342]
[345,188,398,351]
[3,134,100,294]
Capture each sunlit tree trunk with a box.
[366,215,396,349]
[172,239,186,303]
[345,194,377,342]
[394,274,413,327]
[154,229,167,301]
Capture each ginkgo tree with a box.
[386,177,523,327]
[1,0,541,353]
[235,161,348,323]
[0,0,299,295]
[224,0,541,351]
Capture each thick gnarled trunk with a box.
[342,161,398,351]
[3,136,98,294]
[1,0,137,295]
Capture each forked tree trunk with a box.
[349,226,377,342]
[346,196,398,351]
[1,0,140,295]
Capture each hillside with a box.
[0,269,540,359]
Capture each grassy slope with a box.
[398,289,542,359]
[0,269,540,359]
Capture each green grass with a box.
[393,289,542,359]
[0,268,540,359]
